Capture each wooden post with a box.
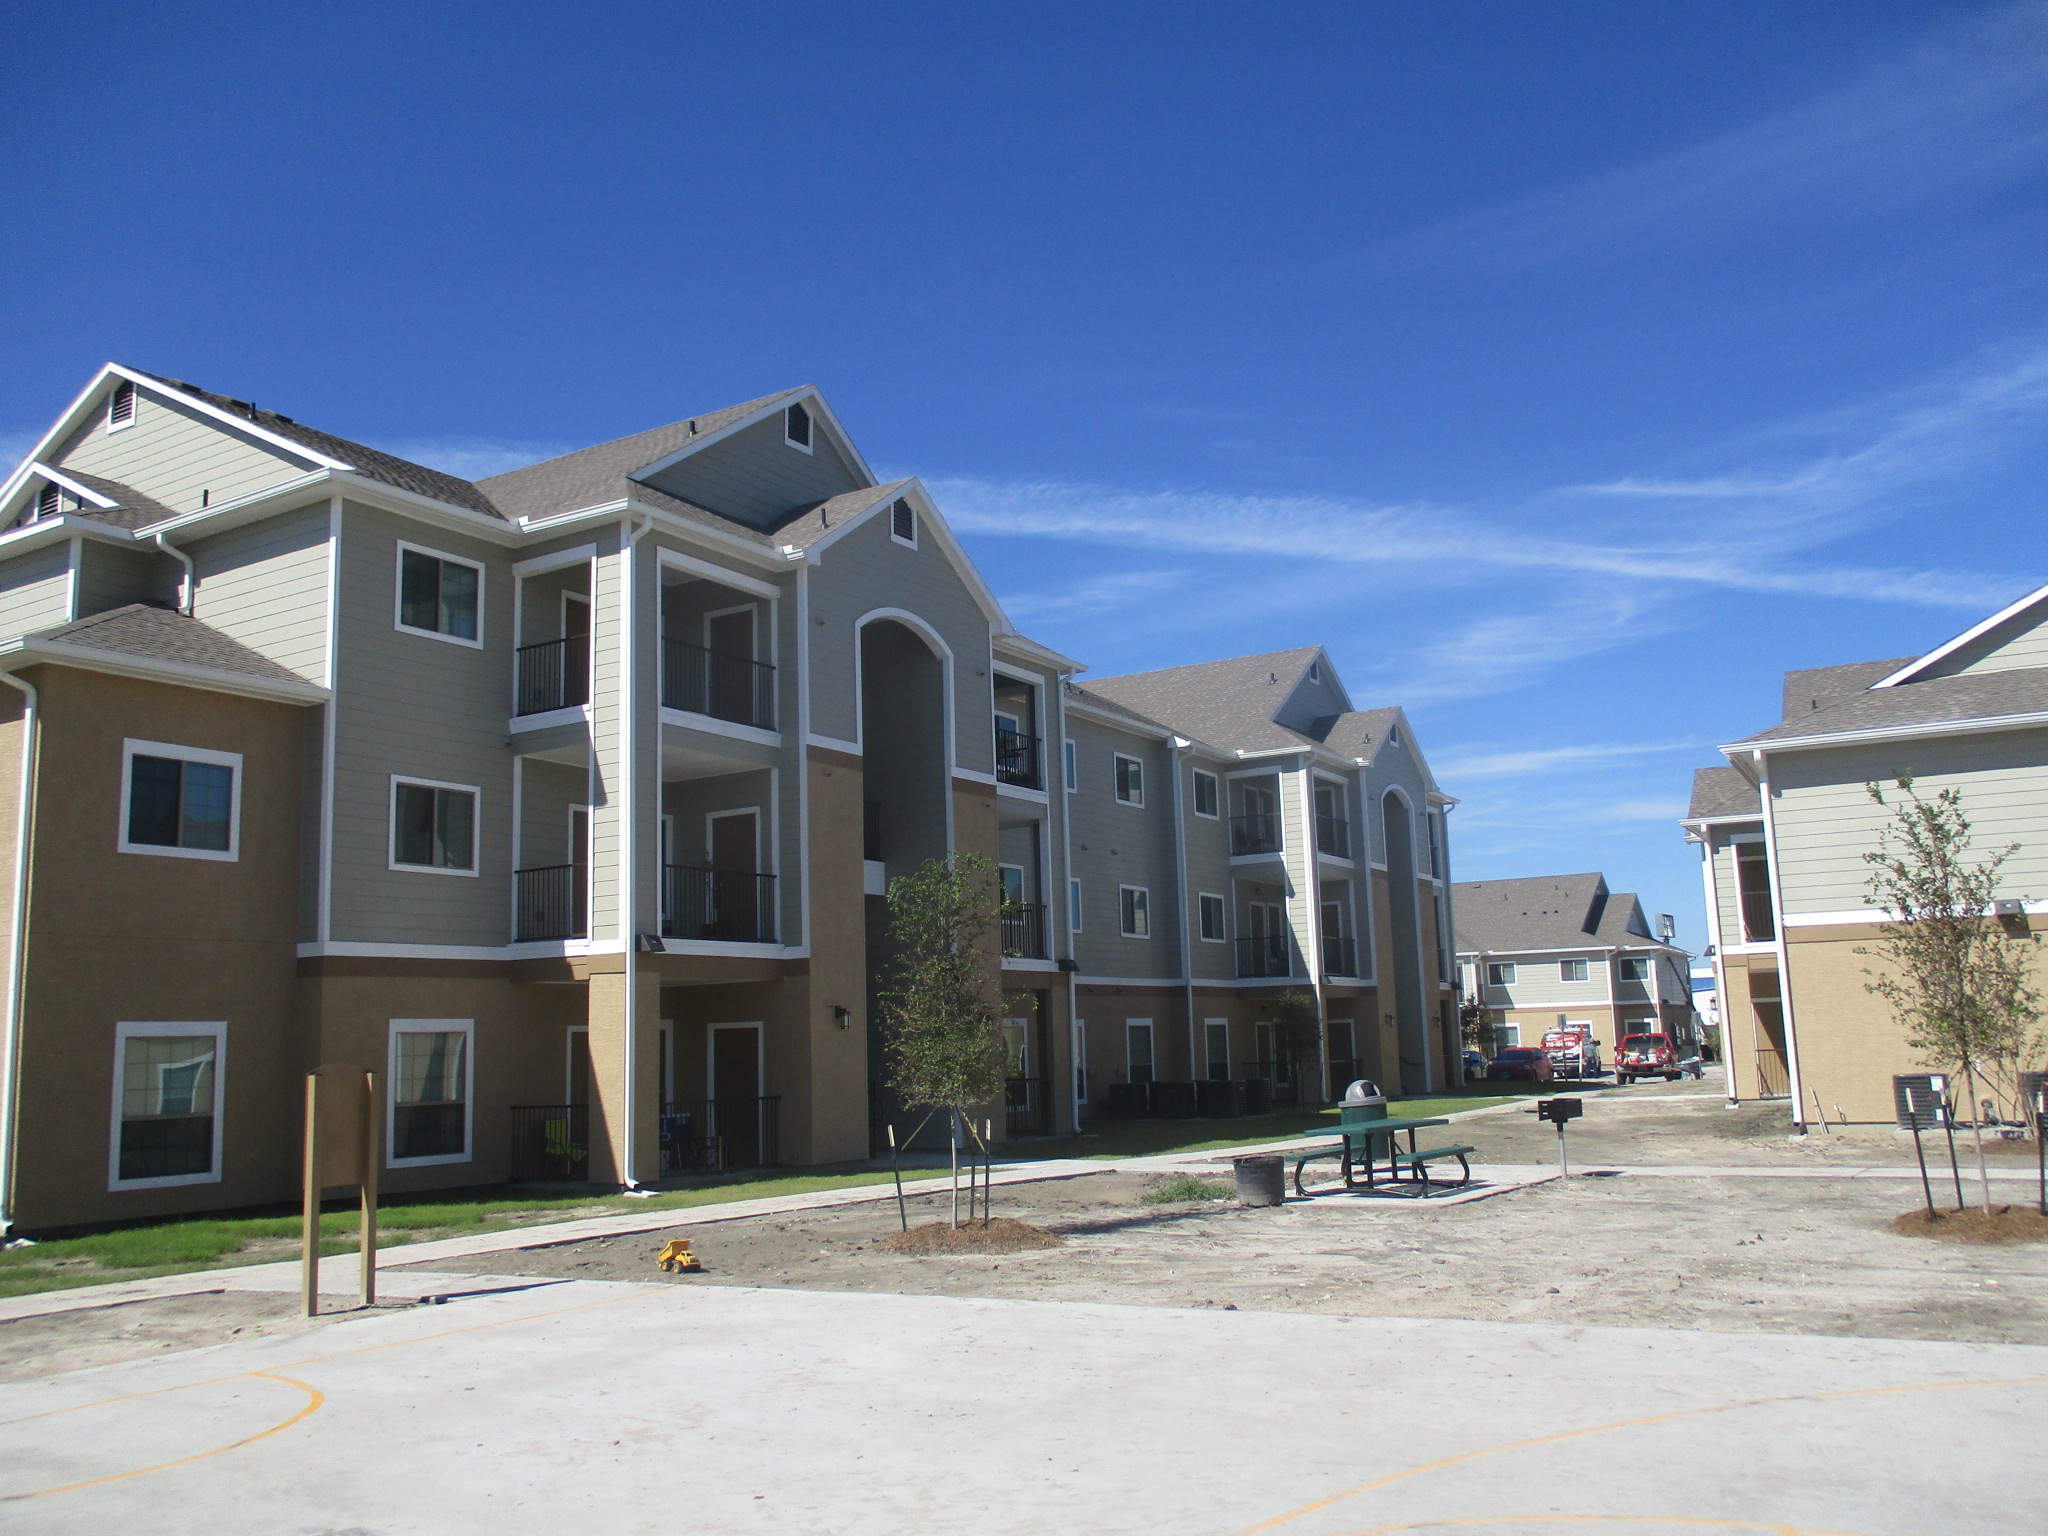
[360,1070,379,1308]
[301,1071,321,1318]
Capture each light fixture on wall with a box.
[833,1006,852,1029]
[638,933,665,953]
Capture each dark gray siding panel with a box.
[75,542,176,618]
[639,413,864,529]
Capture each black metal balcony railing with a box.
[995,726,1041,788]
[1231,813,1282,856]
[663,864,776,943]
[515,635,590,717]
[1236,934,1290,978]
[509,1104,590,1182]
[662,637,776,728]
[1001,903,1047,959]
[515,864,587,942]
[663,1096,781,1172]
[1315,813,1352,858]
[1005,1076,1050,1136]
[1322,934,1358,976]
[1240,1059,1302,1108]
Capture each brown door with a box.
[711,1026,762,1167]
[707,811,759,940]
[707,608,756,723]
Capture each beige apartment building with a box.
[0,365,1459,1230]
[1684,584,2048,1127]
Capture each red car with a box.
[1487,1047,1554,1083]
[1616,1032,1680,1084]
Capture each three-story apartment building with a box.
[0,365,1457,1229]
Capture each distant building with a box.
[1453,873,1693,1054]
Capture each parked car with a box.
[1488,1047,1554,1083]
[1541,1025,1603,1080]
[1615,1032,1681,1084]
[1462,1049,1489,1083]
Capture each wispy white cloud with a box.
[1433,741,1699,781]
[999,569,1188,621]
[380,437,576,480]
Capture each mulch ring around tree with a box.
[877,1218,1066,1255]
[1889,1205,2048,1244]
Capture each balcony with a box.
[1001,903,1047,960]
[1231,812,1282,856]
[1315,813,1352,859]
[995,726,1041,788]
[661,1096,781,1172]
[515,636,590,717]
[1236,933,1290,978]
[1321,934,1358,976]
[663,864,776,943]
[662,637,776,729]
[515,864,587,941]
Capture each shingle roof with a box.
[136,372,506,519]
[1733,664,2048,745]
[1064,681,1174,736]
[476,390,800,525]
[1453,873,1610,952]
[1780,658,1915,722]
[18,470,176,532]
[28,604,316,687]
[1687,766,1760,819]
[771,482,912,550]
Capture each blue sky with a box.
[6,2,2048,949]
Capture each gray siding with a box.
[1707,826,1757,945]
[188,501,332,683]
[1921,606,2048,680]
[55,385,315,517]
[520,759,590,868]
[1481,952,1614,1009]
[75,541,177,618]
[1770,728,2048,914]
[0,544,73,635]
[1185,756,1235,980]
[1275,664,1346,733]
[1065,712,1180,976]
[639,412,864,529]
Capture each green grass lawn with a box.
[1029,1086,1534,1162]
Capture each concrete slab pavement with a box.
[0,1281,2039,1535]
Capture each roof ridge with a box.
[476,388,803,489]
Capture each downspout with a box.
[1438,803,1460,1083]
[154,532,196,615]
[619,511,655,1187]
[1056,674,1082,1133]
[1169,737,1194,1080]
[1753,750,1807,1133]
[0,670,38,1233]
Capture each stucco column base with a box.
[587,967,662,1187]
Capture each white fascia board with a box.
[0,366,126,502]
[780,484,899,558]
[329,473,522,543]
[511,542,600,579]
[1061,695,1174,740]
[1719,710,2048,757]
[995,631,1089,675]
[1680,812,1764,829]
[654,545,782,600]
[26,464,118,508]
[0,638,331,705]
[619,496,791,570]
[0,514,136,556]
[132,470,337,540]
[1873,581,2048,688]
[107,365,356,471]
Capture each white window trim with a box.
[703,601,758,657]
[389,774,482,877]
[1069,877,1083,934]
[108,1020,226,1190]
[1192,768,1220,819]
[1113,752,1145,807]
[387,1019,475,1168]
[1560,959,1590,982]
[1204,1017,1230,1077]
[1063,739,1078,793]
[1487,962,1517,986]
[394,540,487,649]
[1119,884,1151,938]
[1197,891,1227,943]
[1125,1018,1155,1078]
[107,381,137,433]
[784,403,814,455]
[889,498,918,549]
[118,738,243,862]
[706,805,763,871]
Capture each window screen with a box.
[1114,755,1143,804]
[1193,770,1219,817]
[1120,887,1149,937]
[1487,962,1516,986]
[394,782,476,870]
[1560,959,1588,981]
[127,754,233,851]
[399,549,480,641]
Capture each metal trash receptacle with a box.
[1235,1153,1286,1207]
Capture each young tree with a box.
[881,851,1008,1227]
[1268,988,1325,1100]
[1859,777,2047,1213]
[1458,995,1495,1053]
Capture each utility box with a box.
[1533,1097,1583,1127]
[1893,1073,1949,1130]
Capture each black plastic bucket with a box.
[1234,1153,1286,1206]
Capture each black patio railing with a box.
[1001,903,1047,959]
[1231,812,1282,855]
[515,864,587,942]
[662,1096,781,1172]
[662,637,776,728]
[996,726,1041,788]
[1005,1075,1051,1136]
[1241,1059,1303,1109]
[1315,812,1352,858]
[514,635,590,717]
[509,1104,589,1182]
[1236,934,1290,978]
[1321,934,1358,976]
[662,864,777,943]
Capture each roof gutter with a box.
[0,668,38,1233]
[1718,707,2048,758]
[0,636,331,706]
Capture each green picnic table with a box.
[1289,1114,1475,1197]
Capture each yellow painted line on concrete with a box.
[1231,1375,2048,1536]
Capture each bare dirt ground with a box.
[0,1289,354,1383]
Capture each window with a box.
[391,777,479,874]
[890,498,917,546]
[109,380,136,429]
[389,1021,472,1165]
[1388,723,1401,745]
[1499,1022,1521,1046]
[1204,1020,1230,1081]
[1308,659,1320,681]
[110,1022,224,1188]
[1560,959,1589,982]
[1192,769,1219,818]
[1119,885,1150,937]
[1063,739,1078,791]
[1427,812,1442,879]
[1486,962,1516,986]
[396,544,483,645]
[1125,1020,1155,1086]
[35,482,59,520]
[1619,957,1651,982]
[1114,753,1144,806]
[1735,839,1775,942]
[1198,892,1226,942]
[1069,878,1083,933]
[785,401,812,450]
[120,740,240,861]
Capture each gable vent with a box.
[785,401,812,450]
[891,498,916,544]
[109,380,136,427]
[36,482,60,520]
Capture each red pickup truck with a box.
[1615,1032,1680,1084]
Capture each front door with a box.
[710,1025,762,1166]
[707,608,756,723]
[708,811,760,940]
